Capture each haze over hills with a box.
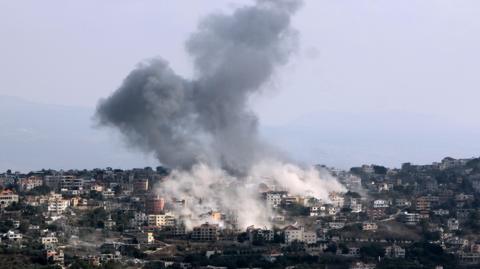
[0,95,157,172]
[264,109,480,169]
[1,95,479,172]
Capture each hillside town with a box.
[1,156,480,269]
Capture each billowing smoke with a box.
[96,0,345,229]
[160,161,345,229]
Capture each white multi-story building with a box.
[385,245,406,258]
[329,192,345,208]
[284,226,304,244]
[351,262,377,269]
[102,189,115,199]
[309,206,320,216]
[46,249,64,265]
[266,192,284,208]
[131,212,148,227]
[41,236,59,245]
[351,203,363,213]
[19,176,43,191]
[4,230,22,242]
[45,175,75,190]
[0,190,19,207]
[402,212,420,225]
[362,222,378,231]
[328,206,338,215]
[373,199,389,208]
[433,209,450,216]
[48,197,69,214]
[148,213,175,228]
[303,231,317,244]
[328,222,346,229]
[284,226,317,245]
[60,177,84,194]
[448,218,460,231]
[344,175,362,190]
[136,231,154,244]
[90,184,104,192]
[395,199,412,207]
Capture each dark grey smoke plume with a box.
[96,0,302,172]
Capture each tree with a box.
[465,211,480,232]
[377,258,418,269]
[237,232,249,243]
[406,242,456,268]
[113,185,122,196]
[88,190,103,201]
[283,203,309,216]
[69,259,95,269]
[0,220,14,233]
[345,191,361,198]
[27,185,51,196]
[79,207,108,228]
[360,243,385,259]
[111,209,133,232]
[5,201,25,211]
[324,243,337,254]
[373,165,388,175]
[18,221,29,233]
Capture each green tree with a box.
[360,243,385,259]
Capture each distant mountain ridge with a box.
[1,95,479,172]
[0,95,156,172]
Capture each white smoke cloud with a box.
[158,160,345,230]
[96,0,346,230]
[249,160,346,200]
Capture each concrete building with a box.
[373,199,389,208]
[385,245,405,258]
[328,222,346,229]
[416,197,432,211]
[41,236,59,245]
[131,212,148,227]
[3,230,22,242]
[148,213,175,228]
[402,212,421,225]
[45,175,75,190]
[47,197,69,214]
[284,225,303,244]
[284,226,317,245]
[329,192,345,208]
[447,218,460,231]
[133,179,149,193]
[247,226,274,242]
[45,249,64,265]
[344,175,362,190]
[395,198,412,207]
[362,222,378,231]
[191,223,219,241]
[18,176,43,191]
[60,177,84,193]
[0,189,19,207]
[146,195,165,214]
[303,231,317,244]
[265,191,285,208]
[102,189,115,199]
[367,208,386,220]
[104,215,116,230]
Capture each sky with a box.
[1,0,480,171]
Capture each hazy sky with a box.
[1,0,480,170]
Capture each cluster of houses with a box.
[0,156,479,268]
